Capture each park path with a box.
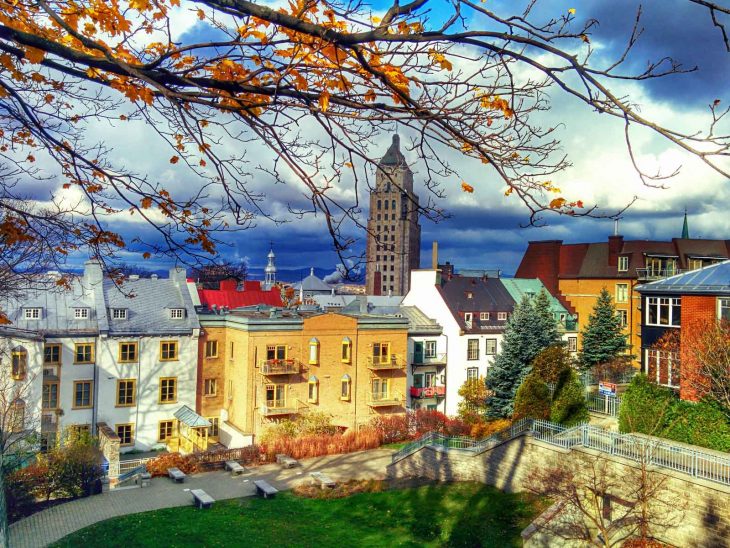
[10,448,394,548]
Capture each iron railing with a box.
[367,391,403,406]
[367,355,405,369]
[391,418,730,486]
[636,268,686,280]
[411,353,448,366]
[586,394,622,416]
[410,386,446,399]
[260,360,300,375]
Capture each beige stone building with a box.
[197,308,409,442]
[365,135,421,296]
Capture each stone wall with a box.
[388,436,730,547]
[97,422,120,487]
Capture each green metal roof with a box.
[174,405,211,428]
[500,278,570,317]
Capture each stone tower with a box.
[365,135,421,295]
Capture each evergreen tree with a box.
[513,372,551,421]
[578,287,629,370]
[486,294,560,418]
[550,368,590,426]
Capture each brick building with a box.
[636,261,730,400]
[365,135,421,296]
[516,223,730,363]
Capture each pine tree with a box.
[486,294,560,418]
[579,287,629,370]
[550,368,590,426]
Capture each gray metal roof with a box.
[174,405,211,428]
[292,268,332,292]
[636,260,730,295]
[379,134,407,167]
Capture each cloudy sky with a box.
[31,0,730,280]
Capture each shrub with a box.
[661,400,730,452]
[513,373,551,421]
[591,357,635,384]
[260,428,381,461]
[371,413,410,444]
[5,465,45,521]
[457,377,489,423]
[619,374,675,435]
[260,412,339,444]
[531,346,571,384]
[550,369,589,426]
[411,409,449,438]
[146,452,198,477]
[469,418,512,439]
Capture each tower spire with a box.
[682,208,690,239]
[264,243,277,290]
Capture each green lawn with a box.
[52,482,542,547]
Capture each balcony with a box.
[410,386,446,399]
[260,400,299,416]
[636,268,686,281]
[41,413,58,433]
[260,359,300,376]
[367,391,403,407]
[411,353,447,367]
[367,355,405,370]
[43,367,59,381]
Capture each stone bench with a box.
[254,479,279,499]
[279,456,299,469]
[191,489,215,509]
[310,471,336,489]
[225,460,246,475]
[140,472,152,488]
[167,467,186,483]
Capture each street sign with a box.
[599,382,617,396]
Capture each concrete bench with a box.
[275,454,288,464]
[140,472,152,488]
[191,489,215,509]
[280,456,299,469]
[167,467,186,483]
[225,460,246,475]
[254,479,279,499]
[310,472,336,489]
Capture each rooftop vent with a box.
[129,274,140,280]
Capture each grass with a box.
[52,482,543,548]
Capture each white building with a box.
[0,262,200,453]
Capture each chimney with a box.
[83,260,103,287]
[359,296,368,314]
[439,261,454,280]
[608,235,624,267]
[168,266,187,286]
[431,241,438,269]
[373,270,382,296]
[151,274,158,280]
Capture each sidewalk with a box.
[10,448,394,548]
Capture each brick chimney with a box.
[608,235,624,267]
[431,241,438,269]
[373,269,382,296]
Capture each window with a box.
[170,308,185,319]
[341,337,352,363]
[42,383,59,409]
[425,340,437,358]
[118,342,138,363]
[480,312,490,321]
[341,374,351,401]
[372,378,389,400]
[616,283,629,303]
[74,343,94,364]
[467,339,479,360]
[159,377,177,403]
[265,383,285,408]
[464,312,473,328]
[112,308,128,320]
[308,376,319,403]
[646,297,681,327]
[11,400,25,433]
[11,348,27,380]
[309,338,319,365]
[645,349,680,388]
[497,312,508,321]
[688,258,703,270]
[160,341,178,361]
[392,199,396,209]
[719,298,730,321]
[70,424,90,438]
[116,379,136,407]
[73,308,89,319]
[208,417,219,438]
[384,199,389,210]
[24,307,42,320]
[486,339,497,355]
[44,344,61,365]
[568,337,578,352]
[377,199,381,210]
[617,309,628,328]
[205,340,218,358]
[73,381,93,408]
[204,378,217,396]
[158,420,174,442]
[425,372,436,387]
[266,344,286,361]
[116,423,133,446]
[466,291,473,299]
[618,256,629,272]
[466,367,479,380]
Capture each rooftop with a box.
[636,260,730,295]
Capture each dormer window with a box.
[480,312,489,321]
[497,312,507,321]
[170,308,185,319]
[74,308,89,319]
[112,308,128,320]
[24,308,42,320]
[618,256,629,272]
[466,291,473,299]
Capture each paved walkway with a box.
[10,448,395,548]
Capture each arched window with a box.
[392,199,396,210]
[11,347,27,380]
[341,337,352,363]
[11,399,25,433]
[340,374,351,401]
[308,376,319,403]
[308,338,319,365]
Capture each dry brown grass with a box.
[292,479,387,500]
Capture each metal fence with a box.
[118,457,151,475]
[586,394,622,416]
[392,419,730,486]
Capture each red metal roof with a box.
[197,279,283,308]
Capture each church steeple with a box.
[682,208,690,239]
[264,244,277,290]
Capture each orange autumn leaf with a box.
[461,181,474,193]
[319,91,330,112]
[549,197,566,209]
[24,46,45,64]
[170,156,179,164]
